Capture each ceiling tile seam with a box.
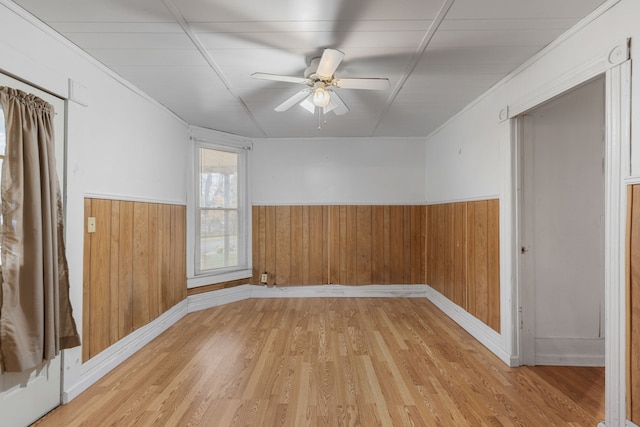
[160,0,267,137]
[370,0,456,137]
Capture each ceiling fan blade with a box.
[252,73,311,85]
[328,91,349,116]
[300,95,316,114]
[316,49,345,79]
[275,89,311,112]
[333,78,390,90]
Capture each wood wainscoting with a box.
[427,199,500,332]
[82,198,187,362]
[251,201,499,332]
[252,205,427,286]
[627,185,640,423]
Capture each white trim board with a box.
[83,192,187,206]
[534,337,605,367]
[63,300,188,403]
[423,286,515,366]
[186,284,430,313]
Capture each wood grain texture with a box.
[426,200,500,332]
[82,198,187,362]
[251,202,497,331]
[252,205,427,287]
[629,185,640,423]
[35,298,604,427]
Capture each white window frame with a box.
[187,127,252,288]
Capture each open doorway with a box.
[518,75,606,367]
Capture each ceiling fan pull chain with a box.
[318,108,322,131]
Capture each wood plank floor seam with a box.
[34,298,603,426]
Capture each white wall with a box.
[423,0,636,422]
[252,137,426,205]
[425,0,640,201]
[0,0,189,398]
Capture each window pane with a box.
[199,148,237,209]
[200,209,238,270]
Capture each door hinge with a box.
[518,306,524,329]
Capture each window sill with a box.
[187,268,253,289]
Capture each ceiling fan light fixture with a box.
[312,86,331,107]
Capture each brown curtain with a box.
[0,86,80,373]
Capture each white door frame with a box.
[507,41,631,426]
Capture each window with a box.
[195,142,250,277]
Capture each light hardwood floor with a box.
[34,298,604,426]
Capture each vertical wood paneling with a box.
[252,206,260,283]
[291,206,304,284]
[345,206,357,285]
[177,205,187,303]
[453,203,467,309]
[251,202,498,331]
[410,206,422,284]
[132,203,150,330]
[466,202,476,314]
[389,206,404,284]
[629,185,640,423]
[309,206,324,285]
[328,206,341,284]
[265,206,276,285]
[338,206,348,284]
[425,200,499,332]
[252,205,427,287]
[302,206,311,285]
[487,199,501,332]
[148,204,161,322]
[371,206,384,284]
[83,198,186,362]
[356,206,372,285]
[82,199,92,362]
[322,206,329,285]
[401,207,411,283]
[119,201,134,338]
[443,203,454,299]
[275,206,291,285]
[88,199,112,358]
[109,201,120,345]
[472,200,489,325]
[159,204,171,313]
[383,206,391,284]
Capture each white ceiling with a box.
[12,0,606,139]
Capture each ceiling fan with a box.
[252,48,390,116]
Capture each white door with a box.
[0,73,66,426]
[519,76,606,366]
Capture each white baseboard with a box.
[248,284,429,298]
[186,284,252,312]
[186,284,429,313]
[63,300,188,403]
[424,286,512,366]
[535,337,605,366]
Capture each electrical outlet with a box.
[87,217,96,233]
[260,273,268,283]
